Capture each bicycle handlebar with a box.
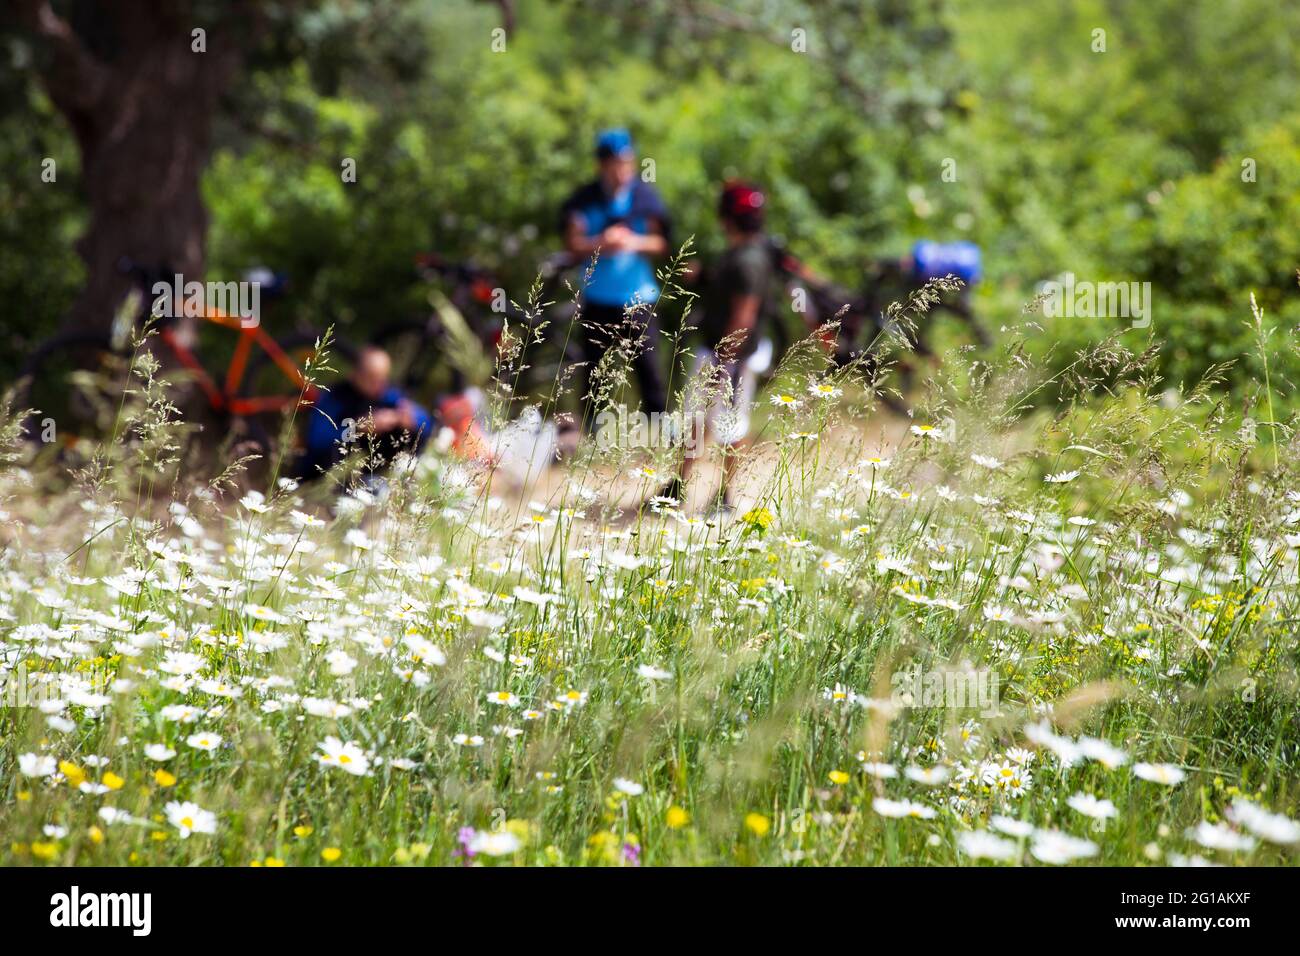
[415,250,582,284]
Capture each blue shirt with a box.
[560,179,671,307]
[302,381,433,472]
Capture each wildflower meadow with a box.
[5,5,1300,927]
[2,286,1298,871]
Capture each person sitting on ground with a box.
[659,180,776,512]
[298,345,434,479]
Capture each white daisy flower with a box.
[990,815,1036,838]
[467,830,521,856]
[18,753,57,778]
[1067,792,1119,820]
[1226,799,1300,845]
[807,379,841,400]
[1030,830,1098,864]
[1132,762,1185,786]
[958,830,1019,861]
[1045,470,1081,484]
[904,765,951,786]
[165,800,217,838]
[315,736,371,776]
[185,732,222,752]
[1187,821,1256,853]
[873,797,936,819]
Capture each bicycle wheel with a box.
[15,331,133,460]
[240,329,359,444]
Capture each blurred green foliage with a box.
[3,0,1299,397]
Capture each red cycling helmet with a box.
[718,180,766,231]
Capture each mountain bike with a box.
[763,241,988,373]
[365,250,583,406]
[16,259,330,464]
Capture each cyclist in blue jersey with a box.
[560,128,671,429]
[865,239,991,359]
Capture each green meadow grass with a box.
[1,305,1298,867]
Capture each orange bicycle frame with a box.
[157,301,319,418]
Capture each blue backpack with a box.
[912,240,982,285]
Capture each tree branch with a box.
[478,0,516,37]
[11,0,110,115]
[677,1,881,115]
[497,0,516,36]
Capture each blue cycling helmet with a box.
[595,128,635,159]
[912,240,982,285]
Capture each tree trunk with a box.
[15,0,256,333]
